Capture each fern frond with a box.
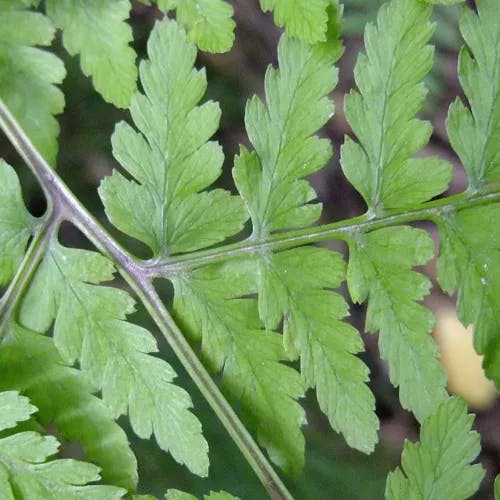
[347,227,448,422]
[446,0,500,188]
[0,2,65,163]
[45,0,137,108]
[0,323,138,490]
[435,0,500,386]
[341,0,451,422]
[99,20,246,257]
[173,260,306,474]
[137,0,235,53]
[233,13,342,237]
[157,0,235,53]
[0,390,36,430]
[17,240,209,476]
[0,390,126,498]
[0,160,37,286]
[385,397,484,499]
[233,5,379,454]
[340,0,451,213]
[258,0,330,44]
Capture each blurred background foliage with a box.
[0,0,498,498]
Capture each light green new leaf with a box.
[347,227,448,422]
[0,160,36,286]
[18,239,209,477]
[385,397,484,499]
[155,0,235,53]
[46,0,137,108]
[0,3,65,164]
[0,323,138,490]
[257,247,378,453]
[173,260,306,475]
[495,475,500,500]
[341,0,452,213]
[437,204,500,386]
[100,20,246,257]
[259,0,330,43]
[234,7,342,238]
[0,391,36,431]
[446,0,500,189]
[0,396,125,498]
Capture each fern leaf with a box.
[0,2,65,164]
[258,248,379,453]
[0,160,36,286]
[385,397,484,499]
[155,0,235,53]
[446,0,500,189]
[0,391,36,431]
[234,6,378,453]
[340,0,451,213]
[99,19,246,257]
[233,16,342,237]
[347,227,448,422]
[258,0,330,44]
[437,0,500,386]
[341,0,451,422]
[0,391,126,499]
[45,0,137,108]
[0,323,138,490]
[173,261,306,474]
[437,205,500,386]
[17,239,209,477]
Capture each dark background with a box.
[1,1,498,498]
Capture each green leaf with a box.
[257,248,378,453]
[0,3,65,164]
[155,0,235,53]
[347,227,448,422]
[495,475,500,500]
[173,260,306,475]
[437,204,500,386]
[385,397,484,499]
[0,388,125,498]
[18,239,209,477]
[232,3,378,456]
[341,0,452,213]
[0,431,126,498]
[423,0,464,4]
[99,19,246,257]
[164,491,238,500]
[0,160,36,286]
[45,0,137,108]
[0,323,138,490]
[0,391,36,431]
[446,0,500,189]
[205,493,239,500]
[165,491,197,500]
[258,0,330,43]
[233,14,342,238]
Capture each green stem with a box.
[0,216,58,341]
[0,99,293,500]
[150,187,500,274]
